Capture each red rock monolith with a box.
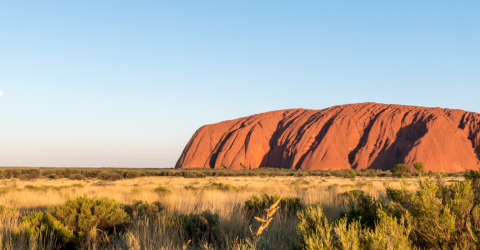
[175,103,480,172]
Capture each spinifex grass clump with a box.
[20,197,130,248]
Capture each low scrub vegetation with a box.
[20,197,130,248]
[0,164,462,182]
[1,166,479,249]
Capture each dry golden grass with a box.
[0,175,462,249]
[0,176,407,213]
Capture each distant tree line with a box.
[0,162,465,181]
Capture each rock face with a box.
[175,103,480,172]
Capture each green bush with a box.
[2,169,12,179]
[244,194,303,216]
[296,205,334,249]
[392,164,410,178]
[203,182,238,191]
[20,169,42,180]
[296,205,414,250]
[367,169,377,177]
[184,185,200,192]
[83,170,102,178]
[0,205,19,219]
[183,171,207,178]
[0,187,10,195]
[20,197,130,246]
[348,169,356,181]
[413,161,425,177]
[12,169,21,178]
[178,211,222,247]
[69,174,85,180]
[338,190,380,229]
[64,168,71,178]
[122,201,164,218]
[384,173,480,249]
[153,186,172,194]
[24,185,54,191]
[97,171,123,181]
[124,170,140,179]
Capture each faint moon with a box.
[0,91,3,96]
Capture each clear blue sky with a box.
[0,1,479,168]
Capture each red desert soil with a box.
[175,103,480,172]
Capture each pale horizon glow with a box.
[0,1,479,168]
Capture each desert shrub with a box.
[24,185,53,191]
[2,169,12,178]
[69,174,85,180]
[377,170,392,177]
[296,205,334,249]
[91,181,115,187]
[97,171,123,181]
[122,201,164,218]
[0,205,19,219]
[413,161,425,177]
[296,205,414,250]
[244,194,303,216]
[386,185,412,210]
[368,169,377,177]
[19,169,42,180]
[327,184,338,192]
[70,169,81,175]
[338,190,380,229]
[464,169,480,203]
[12,169,21,178]
[203,182,238,191]
[64,168,71,178]
[362,207,413,249]
[348,169,356,181]
[183,171,207,178]
[83,170,102,178]
[0,187,11,195]
[124,170,140,179]
[20,197,130,246]
[178,211,222,247]
[328,171,347,178]
[24,184,83,191]
[392,164,410,178]
[153,186,172,194]
[384,173,480,249]
[4,169,16,179]
[291,180,310,185]
[184,185,199,191]
[323,171,332,177]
